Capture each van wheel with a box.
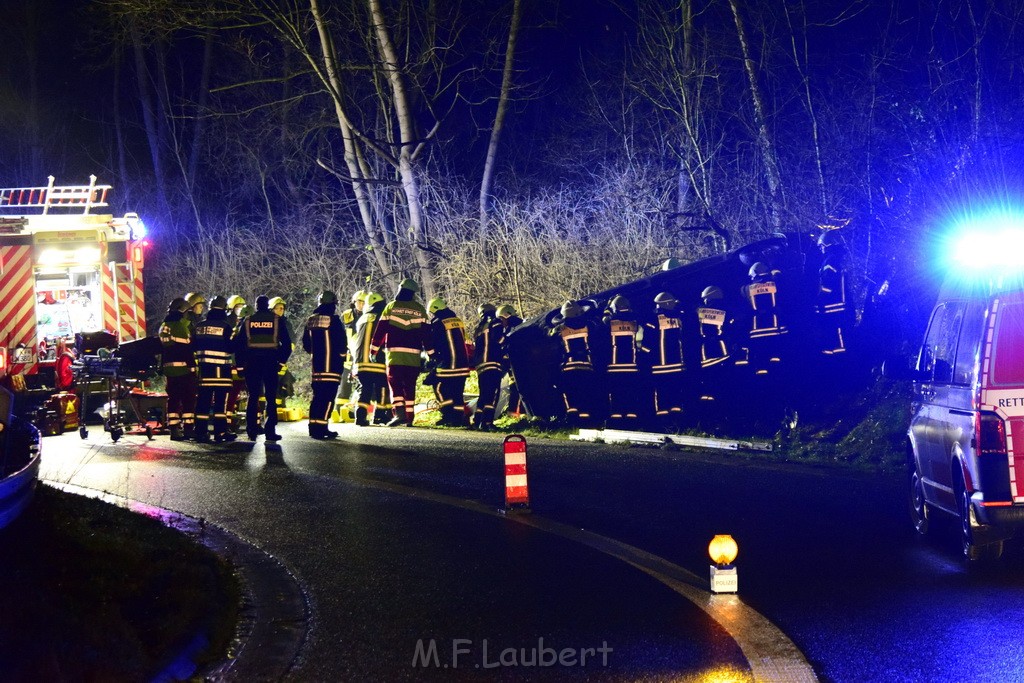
[908,464,930,535]
[957,477,1004,561]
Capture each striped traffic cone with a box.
[503,434,530,513]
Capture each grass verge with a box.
[0,485,238,681]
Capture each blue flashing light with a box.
[125,212,147,241]
[945,210,1024,271]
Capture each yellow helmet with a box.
[428,297,447,315]
[184,292,205,308]
[226,294,246,309]
[268,296,286,311]
[364,291,384,307]
[352,290,368,303]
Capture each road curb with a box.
[41,481,309,681]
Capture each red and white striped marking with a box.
[100,242,117,336]
[503,434,530,510]
[0,245,37,374]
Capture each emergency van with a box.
[0,176,147,382]
[900,275,1024,561]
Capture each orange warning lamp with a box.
[708,534,739,594]
[0,346,7,375]
[130,242,145,269]
[708,534,738,566]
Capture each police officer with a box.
[225,303,252,434]
[427,298,471,427]
[352,292,391,425]
[302,290,346,440]
[496,304,524,417]
[183,292,206,331]
[741,262,786,376]
[604,294,644,429]
[159,297,196,441]
[235,295,292,441]
[645,291,686,430]
[472,303,504,431]
[192,296,236,443]
[339,290,367,403]
[816,230,851,355]
[549,300,600,427]
[370,279,431,427]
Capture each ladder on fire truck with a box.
[0,175,111,215]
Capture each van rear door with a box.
[979,293,1024,502]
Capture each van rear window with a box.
[992,301,1024,386]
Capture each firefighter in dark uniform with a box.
[234,295,292,441]
[816,230,851,355]
[644,291,685,431]
[472,303,504,431]
[225,303,252,433]
[352,292,391,425]
[741,262,786,376]
[696,285,739,405]
[603,294,644,429]
[427,298,471,427]
[549,300,600,427]
[159,297,196,441]
[226,295,246,330]
[183,292,206,332]
[193,296,237,443]
[302,290,346,440]
[497,304,524,417]
[339,290,367,403]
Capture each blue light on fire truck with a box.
[125,212,147,240]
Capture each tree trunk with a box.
[728,0,783,232]
[368,0,435,296]
[130,24,170,216]
[479,0,522,231]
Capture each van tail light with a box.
[976,411,1008,456]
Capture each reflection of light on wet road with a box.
[133,446,178,461]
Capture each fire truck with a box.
[0,176,147,382]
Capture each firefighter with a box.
[226,295,246,330]
[472,303,504,431]
[268,296,295,416]
[548,300,600,427]
[604,294,644,429]
[741,262,786,376]
[352,291,390,425]
[339,290,367,404]
[225,303,253,434]
[496,304,524,417]
[816,230,851,355]
[183,292,206,332]
[159,297,196,441]
[234,295,292,441]
[696,285,739,403]
[193,296,236,443]
[644,291,686,430]
[426,298,471,427]
[302,290,346,440]
[370,279,431,427]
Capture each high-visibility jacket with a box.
[697,305,732,367]
[353,302,387,375]
[817,253,848,315]
[193,310,234,388]
[551,318,597,372]
[302,303,346,383]
[742,276,784,338]
[473,315,505,373]
[370,297,430,367]
[429,309,471,378]
[644,310,685,374]
[605,312,641,374]
[159,312,194,378]
[234,309,292,372]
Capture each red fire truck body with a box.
[0,176,147,379]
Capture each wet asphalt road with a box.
[36,423,1024,681]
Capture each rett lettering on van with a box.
[983,389,1024,413]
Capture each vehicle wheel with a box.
[79,425,88,439]
[111,427,122,443]
[908,463,930,536]
[145,425,154,440]
[957,476,1003,561]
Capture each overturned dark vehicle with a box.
[505,232,893,432]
